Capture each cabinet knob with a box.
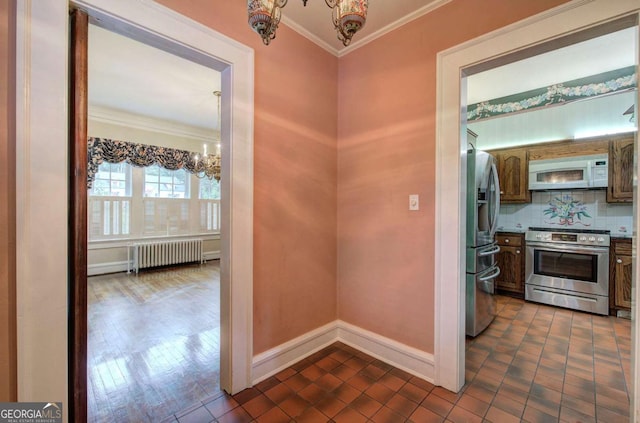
[500,191,505,195]
[516,250,520,254]
[617,258,623,264]
[505,239,510,243]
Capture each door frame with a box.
[16,0,254,416]
[434,0,639,409]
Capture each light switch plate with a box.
[409,194,419,211]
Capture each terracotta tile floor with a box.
[166,295,631,423]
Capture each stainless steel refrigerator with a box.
[466,131,500,337]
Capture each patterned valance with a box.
[88,137,221,189]
[468,66,637,122]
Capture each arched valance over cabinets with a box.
[87,137,221,188]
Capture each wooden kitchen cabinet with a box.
[607,137,634,203]
[494,148,531,204]
[496,233,525,297]
[610,238,632,313]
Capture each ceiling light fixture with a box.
[195,90,222,181]
[248,0,368,47]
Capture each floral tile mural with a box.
[498,191,632,234]
[543,195,592,226]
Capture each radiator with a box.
[129,239,204,273]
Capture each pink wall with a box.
[0,0,16,401]
[337,0,570,352]
[156,0,339,354]
[0,1,574,386]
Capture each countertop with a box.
[497,227,632,239]
[496,227,526,234]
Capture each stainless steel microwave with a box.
[528,154,608,190]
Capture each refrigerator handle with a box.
[478,245,501,257]
[479,266,500,282]
[489,162,500,238]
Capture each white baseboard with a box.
[204,250,220,261]
[87,260,130,276]
[88,252,220,276]
[251,320,434,385]
[252,322,339,384]
[337,320,435,383]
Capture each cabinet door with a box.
[608,138,634,203]
[496,149,531,203]
[614,254,632,309]
[496,245,524,294]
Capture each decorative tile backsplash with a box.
[498,190,632,234]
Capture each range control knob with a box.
[588,236,596,242]
[579,236,587,242]
[597,237,605,243]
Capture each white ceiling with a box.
[467,27,636,104]
[88,6,637,148]
[280,0,450,55]
[468,27,637,150]
[88,25,222,131]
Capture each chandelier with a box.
[248,0,368,47]
[194,90,222,181]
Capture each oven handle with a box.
[526,242,609,255]
[478,245,501,257]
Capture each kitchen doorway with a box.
[461,20,636,421]
[434,1,639,420]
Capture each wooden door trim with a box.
[69,8,89,423]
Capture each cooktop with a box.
[528,227,610,235]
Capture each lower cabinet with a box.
[496,232,525,297]
[610,238,632,314]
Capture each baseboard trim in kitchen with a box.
[251,320,434,386]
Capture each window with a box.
[88,164,220,241]
[143,199,190,236]
[90,162,131,196]
[144,165,189,198]
[199,177,221,200]
[88,162,132,239]
[89,199,131,238]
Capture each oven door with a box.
[525,242,609,297]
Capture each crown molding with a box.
[89,104,217,142]
[339,0,452,57]
[281,15,340,56]
[282,0,451,57]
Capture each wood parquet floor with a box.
[88,261,222,422]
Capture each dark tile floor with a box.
[167,296,631,423]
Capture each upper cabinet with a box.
[607,137,634,203]
[488,135,634,204]
[494,148,531,204]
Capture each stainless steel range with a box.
[525,227,609,315]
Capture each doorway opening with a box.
[461,19,637,419]
[63,1,254,420]
[435,2,639,420]
[85,23,225,421]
